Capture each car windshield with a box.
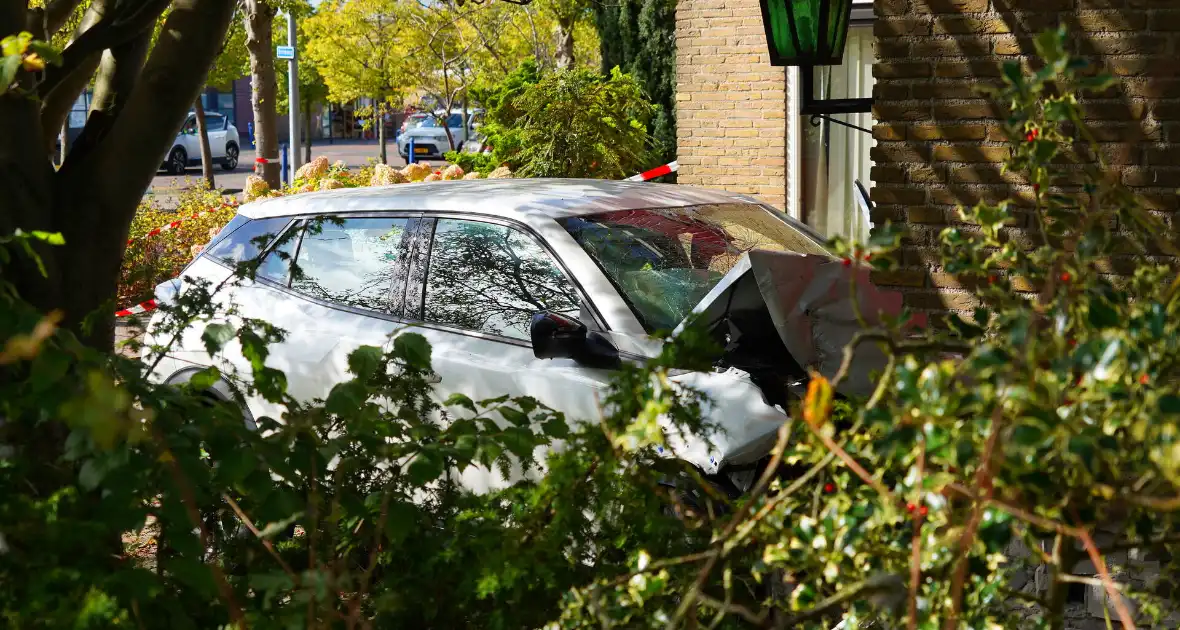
[559,204,829,332]
[405,114,429,128]
[418,114,463,128]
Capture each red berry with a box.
[1060,272,1071,283]
[863,253,873,262]
[987,274,997,285]
[906,503,916,513]
[1068,339,1077,347]
[1140,374,1150,385]
[1025,129,1039,142]
[842,257,852,267]
[824,483,835,493]
[919,505,929,517]
[1033,183,1041,192]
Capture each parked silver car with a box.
[147,179,904,493]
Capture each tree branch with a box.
[38,0,171,98]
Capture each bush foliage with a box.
[449,63,659,179]
[4,27,1180,630]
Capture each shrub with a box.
[119,184,237,309]
[556,27,1180,628]
[466,62,659,179]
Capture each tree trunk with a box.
[243,0,280,189]
[555,16,576,69]
[303,100,312,163]
[378,106,387,164]
[58,122,67,166]
[194,96,216,190]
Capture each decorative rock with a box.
[463,171,484,180]
[442,164,465,180]
[319,178,344,190]
[486,165,514,179]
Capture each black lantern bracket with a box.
[800,64,873,135]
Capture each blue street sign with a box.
[276,45,295,60]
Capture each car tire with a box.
[167,147,187,175]
[221,143,239,171]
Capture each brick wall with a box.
[870,0,1180,314]
[675,0,789,208]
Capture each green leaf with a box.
[347,345,384,379]
[384,501,420,544]
[78,458,104,490]
[189,366,221,391]
[164,557,219,599]
[29,230,64,245]
[1088,301,1119,329]
[26,40,62,66]
[445,392,477,413]
[393,332,431,368]
[1160,395,1180,414]
[1011,423,1045,446]
[542,415,569,440]
[498,406,531,427]
[257,511,303,538]
[326,381,367,415]
[0,55,20,90]
[216,448,255,485]
[201,322,236,355]
[406,449,445,484]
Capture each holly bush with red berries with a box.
[549,27,1180,629]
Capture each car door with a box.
[240,214,421,418]
[406,215,614,492]
[180,115,199,156]
[206,113,227,158]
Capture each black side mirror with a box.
[530,312,620,369]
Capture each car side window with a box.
[207,113,224,130]
[446,113,463,127]
[289,217,410,313]
[205,216,290,265]
[422,219,580,340]
[181,117,197,134]
[256,222,301,284]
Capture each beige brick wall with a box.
[871,0,1180,314]
[675,0,788,208]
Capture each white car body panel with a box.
[147,180,811,483]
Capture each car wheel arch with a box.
[164,366,258,430]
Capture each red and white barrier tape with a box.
[626,161,678,182]
[126,202,238,246]
[115,299,157,318]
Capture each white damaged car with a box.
[145,180,902,492]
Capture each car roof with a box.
[237,178,768,223]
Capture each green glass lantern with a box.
[760,0,854,66]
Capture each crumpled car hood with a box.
[677,249,927,399]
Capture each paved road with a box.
[144,139,414,206]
